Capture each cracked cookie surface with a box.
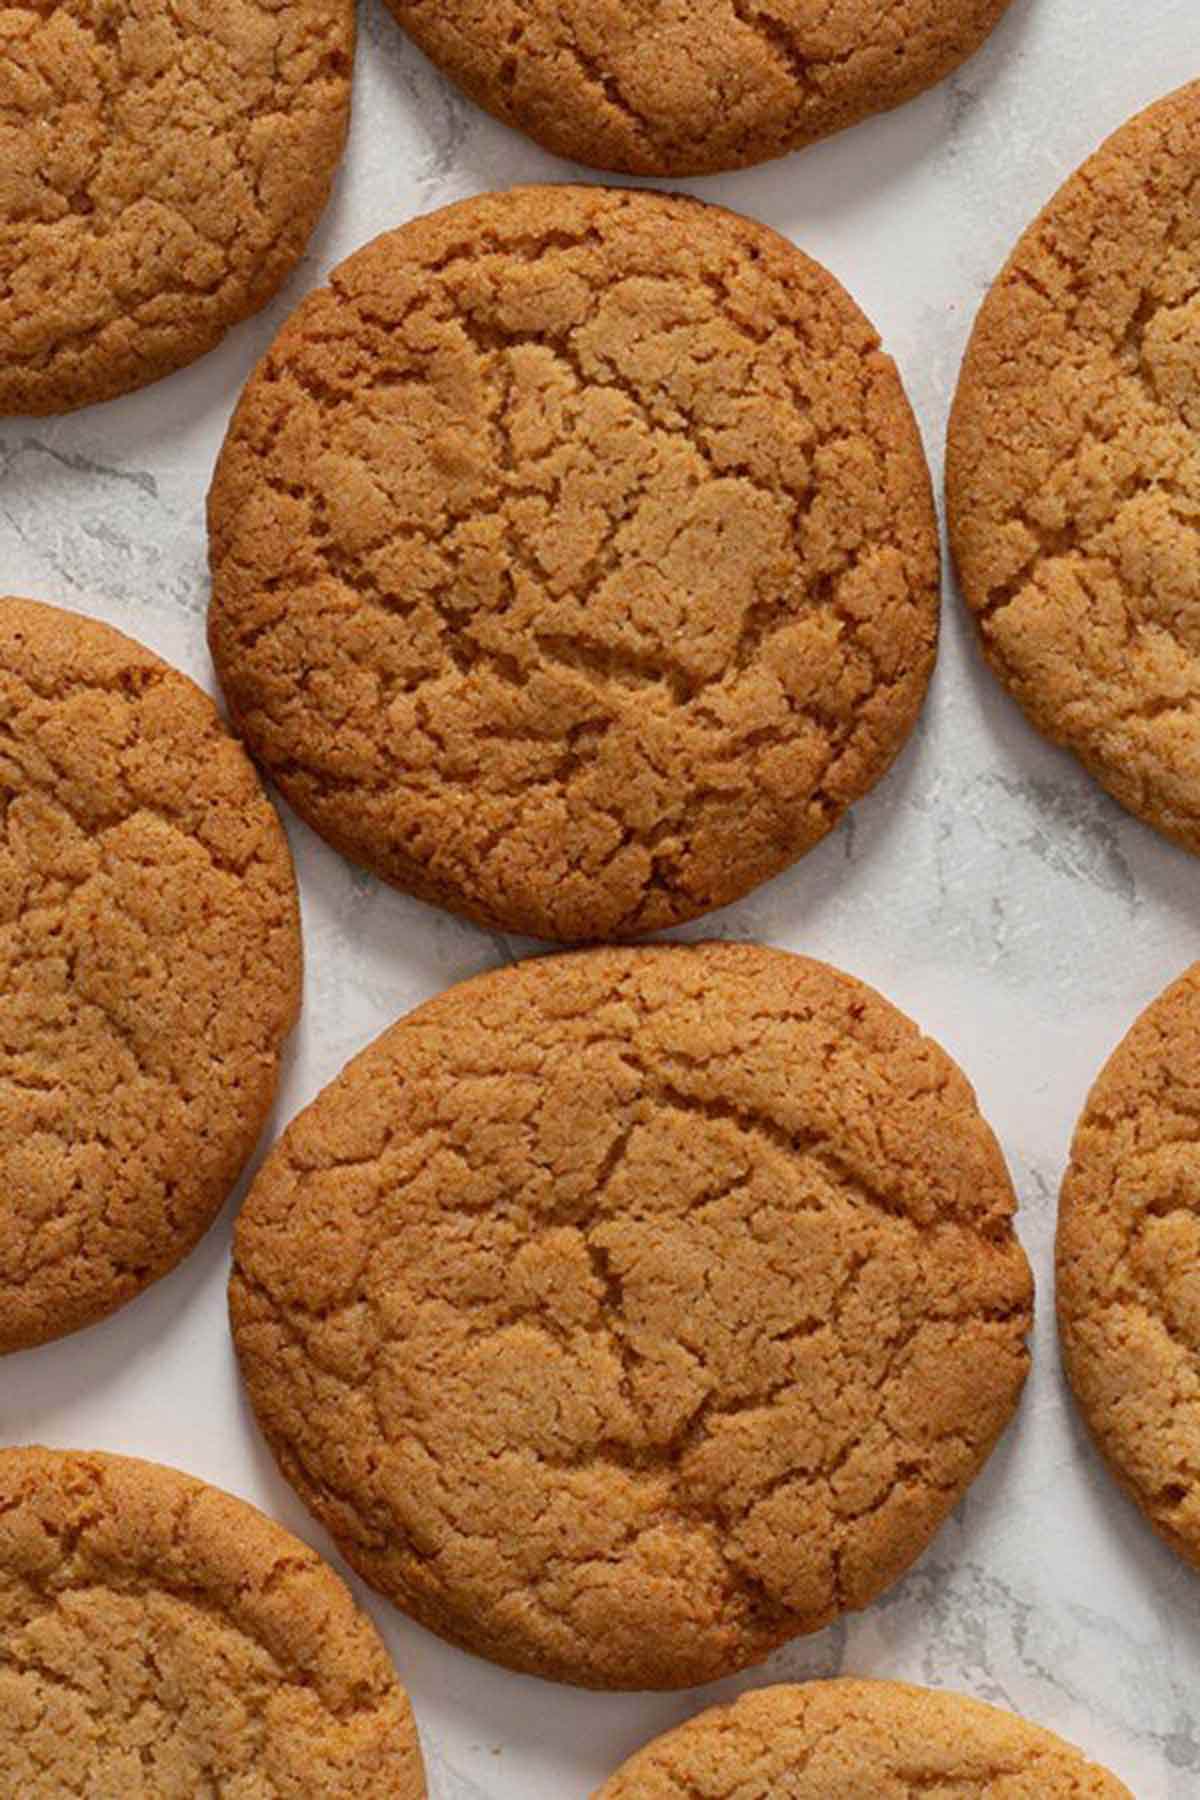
[947,82,1200,856]
[0,598,301,1353]
[380,0,1013,176]
[1058,962,1200,1569]
[208,185,939,941]
[0,0,354,415]
[230,942,1031,1690]
[595,1678,1131,1796]
[0,1447,426,1797]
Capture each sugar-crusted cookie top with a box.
[595,1679,1131,1796]
[0,1447,425,1796]
[231,943,1030,1689]
[0,598,301,1352]
[1058,961,1200,1567]
[0,0,353,414]
[208,185,938,941]
[948,82,1200,854]
[382,0,1014,176]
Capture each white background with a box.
[2,1,1198,1793]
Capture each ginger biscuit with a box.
[0,598,301,1353]
[208,185,939,941]
[0,1447,426,1797]
[0,0,354,415]
[230,943,1031,1690]
[947,83,1200,856]
[595,1679,1131,1796]
[1058,961,1200,1568]
[380,0,1015,177]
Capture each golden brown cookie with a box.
[0,0,354,415]
[0,598,301,1353]
[230,942,1032,1690]
[0,1446,426,1797]
[1058,962,1200,1567]
[380,1,1014,177]
[594,1679,1131,1796]
[947,82,1200,856]
[208,185,939,941]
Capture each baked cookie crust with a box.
[209,184,938,941]
[0,1447,426,1797]
[948,83,1200,856]
[0,598,301,1352]
[0,0,354,414]
[382,0,1015,177]
[231,943,1031,1689]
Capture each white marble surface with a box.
[2,2,1198,1794]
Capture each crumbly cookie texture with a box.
[0,0,354,415]
[0,1447,426,1797]
[1058,962,1200,1566]
[381,0,1013,176]
[948,82,1200,855]
[231,943,1031,1690]
[594,1679,1131,1796]
[0,598,301,1353]
[209,185,939,942]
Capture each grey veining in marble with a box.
[2,2,1197,1794]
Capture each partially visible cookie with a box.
[0,0,354,414]
[381,0,1015,176]
[947,82,1200,855]
[208,184,939,941]
[0,598,301,1352]
[595,1679,1131,1796]
[231,942,1031,1690]
[0,1447,426,1797]
[1058,962,1200,1566]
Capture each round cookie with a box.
[947,82,1200,856]
[208,185,939,941]
[1058,962,1200,1566]
[0,0,354,415]
[595,1679,1131,1796]
[0,598,301,1353]
[0,1447,426,1796]
[230,942,1032,1690]
[380,1,1015,177]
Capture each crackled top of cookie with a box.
[209,185,938,941]
[382,0,1014,176]
[948,82,1200,855]
[0,0,353,415]
[0,1448,425,1797]
[0,598,301,1352]
[231,943,1030,1690]
[595,1679,1131,1796]
[1058,962,1200,1567]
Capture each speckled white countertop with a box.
[2,2,1198,1794]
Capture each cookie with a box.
[595,1679,1131,1796]
[947,82,1200,856]
[208,185,939,941]
[230,942,1031,1690]
[0,598,301,1353]
[0,1446,426,1796]
[1057,961,1200,1567]
[0,0,354,415]
[380,1,1014,177]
